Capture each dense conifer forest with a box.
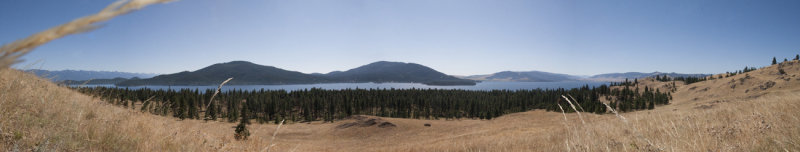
[73,82,671,124]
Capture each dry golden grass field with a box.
[1,61,800,151]
[1,0,800,151]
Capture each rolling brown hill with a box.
[2,0,797,150]
[2,60,800,151]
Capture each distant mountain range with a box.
[40,61,711,86]
[117,61,476,86]
[462,71,581,82]
[62,77,139,85]
[25,69,157,81]
[460,71,709,82]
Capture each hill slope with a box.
[118,61,332,86]
[464,71,580,82]
[325,61,476,85]
[3,60,800,151]
[590,72,709,81]
[118,61,475,86]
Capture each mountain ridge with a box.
[324,61,475,85]
[117,61,476,86]
[57,61,713,85]
[24,69,158,81]
[463,70,581,82]
[117,61,333,86]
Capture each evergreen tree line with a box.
[721,66,759,78]
[609,78,637,86]
[605,85,671,112]
[73,85,671,123]
[652,75,707,85]
[774,54,799,65]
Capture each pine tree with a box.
[205,100,217,121]
[795,54,799,61]
[234,100,251,140]
[773,57,778,65]
[188,97,198,119]
[177,96,187,120]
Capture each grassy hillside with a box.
[2,61,800,151]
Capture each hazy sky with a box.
[2,0,800,76]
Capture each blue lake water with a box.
[72,81,610,92]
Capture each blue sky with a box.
[2,0,799,76]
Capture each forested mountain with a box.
[117,61,475,86]
[117,61,333,86]
[325,61,476,85]
[24,69,157,81]
[464,71,580,82]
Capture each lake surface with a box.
[72,81,610,92]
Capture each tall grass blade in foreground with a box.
[264,119,285,152]
[567,95,586,112]
[205,77,233,110]
[0,0,174,69]
[562,95,586,124]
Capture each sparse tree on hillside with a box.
[773,57,778,65]
[795,54,799,60]
[672,81,677,92]
[785,58,789,62]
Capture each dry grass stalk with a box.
[556,103,569,123]
[555,102,573,152]
[0,0,174,69]
[264,119,285,152]
[562,95,585,125]
[601,102,627,123]
[567,95,586,112]
[140,95,156,111]
[205,77,233,110]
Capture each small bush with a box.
[234,123,250,140]
[13,131,23,140]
